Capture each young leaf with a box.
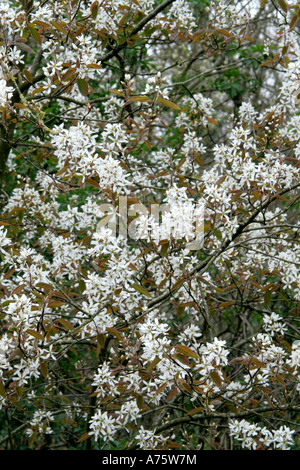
[216,29,235,37]
[57,318,74,330]
[77,432,91,443]
[210,370,222,388]
[278,0,287,13]
[176,344,199,359]
[90,1,99,19]
[40,361,48,378]
[146,356,161,372]
[77,78,89,96]
[106,327,123,342]
[0,380,6,398]
[29,25,42,45]
[27,329,44,341]
[132,283,152,298]
[129,95,150,102]
[157,97,181,110]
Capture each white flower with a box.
[91,362,120,398]
[0,79,13,108]
[135,426,169,450]
[229,419,295,450]
[178,324,202,345]
[26,410,54,436]
[167,0,197,30]
[117,400,141,426]
[89,410,118,442]
[263,312,287,337]
[0,226,11,252]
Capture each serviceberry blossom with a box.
[0,227,11,253]
[88,410,118,442]
[139,314,172,362]
[117,400,141,427]
[91,362,120,398]
[229,419,295,450]
[178,324,202,346]
[0,79,13,108]
[167,0,197,30]
[26,410,55,437]
[135,426,169,450]
[51,122,130,191]
[263,312,287,337]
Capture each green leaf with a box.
[264,289,272,307]
[50,20,67,34]
[146,356,161,372]
[160,240,169,257]
[77,78,89,96]
[214,229,222,241]
[157,97,181,111]
[129,95,150,102]
[90,1,99,19]
[110,89,125,97]
[132,283,152,298]
[136,394,144,410]
[23,69,33,83]
[29,25,42,45]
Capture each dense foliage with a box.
[0,0,300,450]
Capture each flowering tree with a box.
[0,0,300,451]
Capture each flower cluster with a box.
[229,419,295,450]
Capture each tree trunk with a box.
[0,122,14,188]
